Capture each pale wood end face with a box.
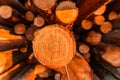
[33,24,76,69]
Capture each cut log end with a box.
[54,73,61,80]
[0,5,12,19]
[86,31,102,45]
[78,44,90,54]
[33,0,56,11]
[14,23,26,35]
[81,19,93,30]
[102,45,120,67]
[94,15,105,25]
[25,11,35,22]
[56,1,78,24]
[33,24,76,69]
[108,11,118,20]
[34,16,44,27]
[100,21,112,34]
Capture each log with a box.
[0,49,29,73]
[12,64,36,80]
[55,1,78,24]
[76,0,111,25]
[33,15,45,27]
[100,21,112,34]
[91,47,120,79]
[34,64,51,78]
[0,5,13,19]
[56,54,93,80]
[33,24,76,69]
[81,19,93,30]
[108,11,119,20]
[0,0,119,80]
[12,64,51,80]
[102,29,120,46]
[0,28,26,51]
[0,24,12,31]
[25,25,38,41]
[0,5,28,24]
[75,14,99,33]
[103,0,120,20]
[20,47,27,53]
[94,15,105,25]
[25,11,35,22]
[0,0,26,14]
[32,0,56,11]
[91,59,119,80]
[18,68,35,80]
[110,17,120,29]
[77,43,90,54]
[86,31,102,45]
[93,42,120,67]
[0,61,27,80]
[98,43,120,67]
[93,74,100,80]
[54,73,61,80]
[14,23,26,35]
[0,17,14,27]
[83,52,91,62]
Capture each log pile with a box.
[0,0,120,80]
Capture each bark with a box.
[0,28,26,51]
[0,49,29,73]
[102,29,120,46]
[76,0,111,25]
[0,0,26,14]
[0,5,28,24]
[91,47,120,79]
[0,61,27,80]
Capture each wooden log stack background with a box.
[0,0,120,80]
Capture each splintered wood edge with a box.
[33,24,76,69]
[0,5,12,19]
[55,1,78,24]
